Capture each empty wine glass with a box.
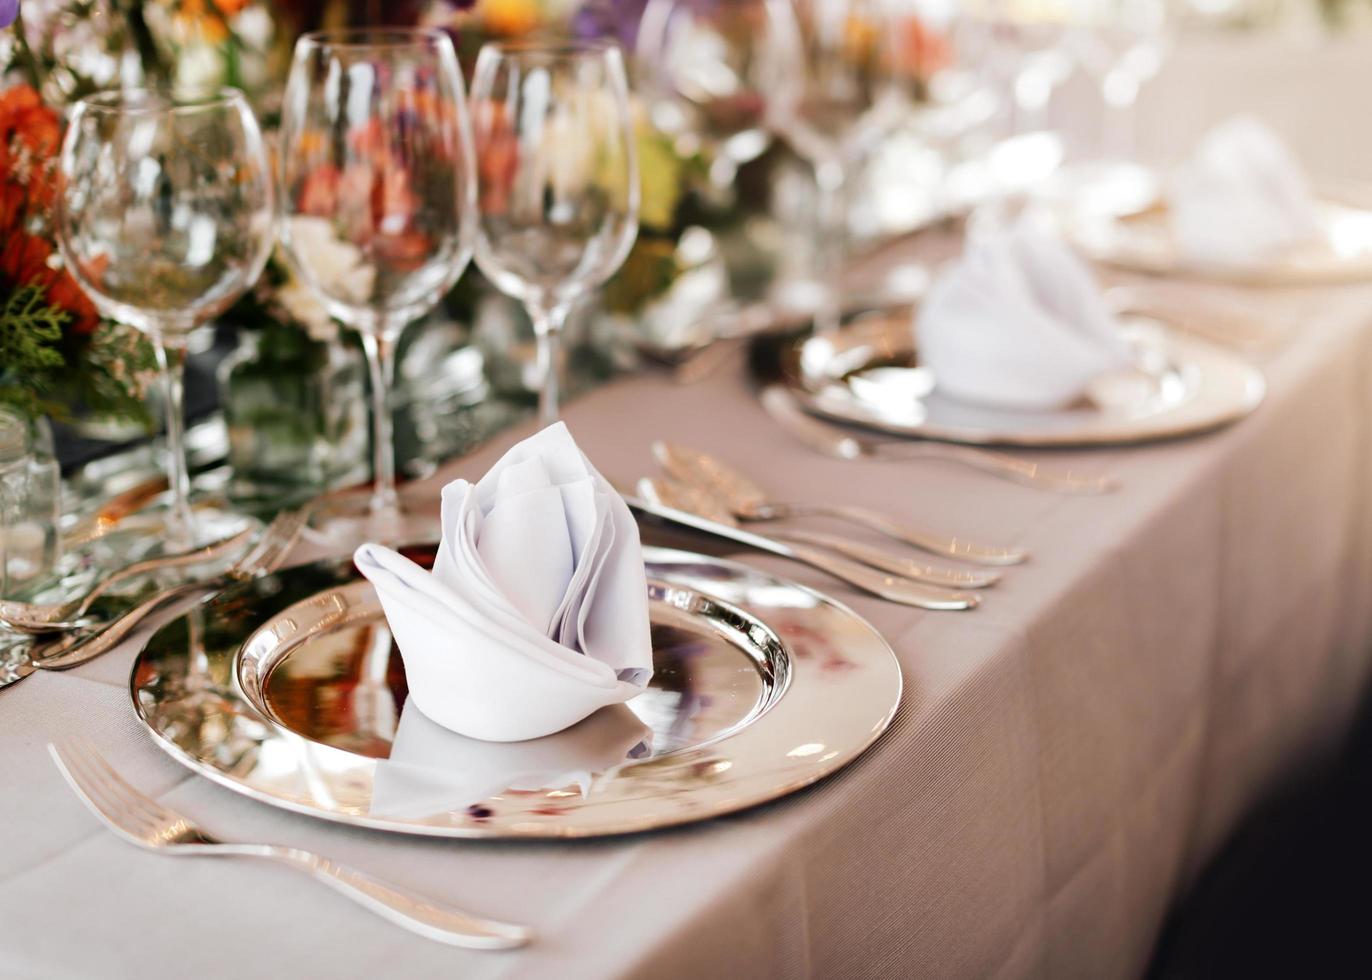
[470,40,640,425]
[1065,0,1169,164]
[56,88,274,550]
[278,28,476,542]
[759,0,906,331]
[636,0,783,192]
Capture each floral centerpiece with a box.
[0,82,155,432]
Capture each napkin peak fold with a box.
[916,215,1135,411]
[1169,114,1323,266]
[357,422,654,742]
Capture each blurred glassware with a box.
[278,27,477,543]
[1064,0,1171,165]
[0,411,61,600]
[470,39,640,425]
[636,0,783,193]
[55,88,274,550]
[960,0,1074,139]
[217,326,369,506]
[756,0,908,331]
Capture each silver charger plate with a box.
[778,310,1265,447]
[131,545,901,838]
[1068,198,1372,286]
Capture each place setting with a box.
[6,0,1372,975]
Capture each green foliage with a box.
[0,284,68,416]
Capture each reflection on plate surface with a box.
[780,310,1265,447]
[132,546,901,838]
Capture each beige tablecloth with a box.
[5,34,1372,980]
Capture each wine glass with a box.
[636,0,782,192]
[757,0,906,331]
[470,40,639,425]
[278,28,476,542]
[1066,0,1169,164]
[56,88,274,551]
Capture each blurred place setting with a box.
[3,0,1372,976]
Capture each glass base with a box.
[307,493,441,553]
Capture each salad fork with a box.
[0,525,255,635]
[49,741,531,950]
[30,505,312,671]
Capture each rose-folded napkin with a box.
[916,217,1135,410]
[356,422,653,742]
[1169,115,1323,267]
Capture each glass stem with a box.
[814,157,848,336]
[1102,73,1139,162]
[530,302,571,426]
[155,341,194,549]
[360,328,400,517]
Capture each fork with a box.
[0,525,256,635]
[760,385,1118,495]
[30,505,313,671]
[49,741,531,950]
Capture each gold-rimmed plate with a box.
[1069,197,1372,286]
[130,545,901,838]
[775,310,1265,447]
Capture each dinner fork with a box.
[49,741,531,950]
[30,505,313,671]
[760,386,1118,494]
[0,525,256,635]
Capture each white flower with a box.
[174,43,226,96]
[283,216,377,310]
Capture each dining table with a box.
[5,28,1372,980]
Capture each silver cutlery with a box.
[0,525,256,635]
[1106,283,1281,354]
[30,505,312,671]
[628,486,979,611]
[760,385,1118,495]
[654,441,1024,567]
[49,740,531,950]
[640,476,999,589]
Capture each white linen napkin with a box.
[916,217,1136,411]
[355,422,654,742]
[371,699,651,818]
[1169,115,1323,267]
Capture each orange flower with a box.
[897,16,952,80]
[170,0,251,43]
[0,229,102,336]
[0,84,63,211]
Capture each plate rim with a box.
[780,315,1267,448]
[129,546,903,839]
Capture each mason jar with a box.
[0,409,62,598]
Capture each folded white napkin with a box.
[1169,115,1323,267]
[371,698,652,818]
[916,217,1135,410]
[355,422,654,742]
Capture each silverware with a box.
[654,441,1024,567]
[627,488,979,611]
[0,525,256,635]
[49,740,531,950]
[1105,283,1280,354]
[640,476,999,589]
[30,506,313,671]
[760,386,1118,495]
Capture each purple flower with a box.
[572,0,651,49]
[0,0,19,30]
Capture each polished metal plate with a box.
[1069,198,1372,286]
[131,546,901,838]
[779,310,1265,447]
